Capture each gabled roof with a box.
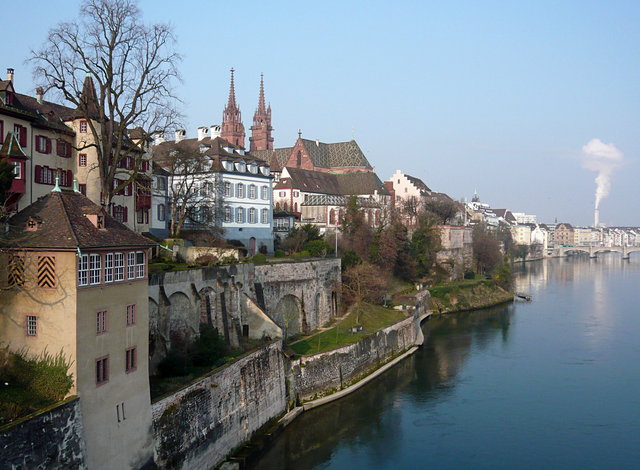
[251,147,292,172]
[334,172,388,196]
[274,167,388,197]
[405,174,431,193]
[300,139,372,169]
[2,191,155,249]
[0,132,28,159]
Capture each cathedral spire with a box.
[227,68,237,108]
[221,67,245,148]
[250,73,274,152]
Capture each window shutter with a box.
[124,207,128,222]
[19,127,26,147]
[46,138,51,154]
[35,165,42,183]
[67,170,73,187]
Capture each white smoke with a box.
[581,138,624,209]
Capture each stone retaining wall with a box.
[291,314,418,402]
[151,341,287,470]
[0,396,87,470]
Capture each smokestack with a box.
[594,207,599,228]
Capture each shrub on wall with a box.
[0,345,73,424]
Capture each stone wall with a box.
[0,396,87,470]
[254,259,341,335]
[151,341,287,470]
[437,245,474,280]
[291,314,418,402]
[148,259,341,371]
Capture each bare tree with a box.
[423,197,462,225]
[154,143,213,238]
[401,196,421,226]
[30,0,182,206]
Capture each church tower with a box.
[249,74,274,151]
[221,68,245,148]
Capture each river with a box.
[247,254,640,470]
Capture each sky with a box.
[4,0,639,226]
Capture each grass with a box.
[289,303,408,356]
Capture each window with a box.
[135,251,145,278]
[36,135,52,154]
[57,140,71,158]
[114,253,125,281]
[14,124,27,147]
[8,255,25,287]
[89,254,101,285]
[79,184,87,195]
[261,186,268,200]
[127,252,135,279]
[126,304,136,326]
[96,357,109,385]
[224,206,232,223]
[26,315,37,337]
[157,204,166,221]
[125,347,137,373]
[261,208,269,224]
[224,182,232,197]
[248,208,257,224]
[105,253,113,283]
[279,191,286,197]
[96,311,107,334]
[236,183,244,198]
[293,191,299,197]
[236,207,244,223]
[249,185,257,199]
[37,256,56,288]
[0,121,3,144]
[79,153,87,167]
[78,254,89,286]
[12,161,21,179]
[80,120,88,133]
[296,151,302,167]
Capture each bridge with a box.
[555,245,640,259]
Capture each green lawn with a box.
[289,303,408,356]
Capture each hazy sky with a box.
[4,0,639,226]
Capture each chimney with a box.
[36,87,44,104]
[175,129,186,142]
[6,68,14,82]
[154,133,165,145]
[210,125,221,139]
[197,126,209,141]
[315,139,319,147]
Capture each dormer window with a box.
[248,163,258,174]
[97,215,105,229]
[26,217,41,232]
[86,212,107,229]
[260,166,270,176]
[235,161,246,172]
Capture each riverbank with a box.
[429,280,514,314]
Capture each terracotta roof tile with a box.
[2,191,155,249]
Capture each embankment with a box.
[429,281,513,314]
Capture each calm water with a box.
[248,255,640,470]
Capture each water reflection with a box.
[249,307,512,470]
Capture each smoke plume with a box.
[581,138,624,209]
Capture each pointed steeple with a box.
[249,73,273,152]
[227,67,237,108]
[78,73,100,119]
[221,68,245,148]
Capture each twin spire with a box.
[221,68,273,152]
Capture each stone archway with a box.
[274,294,304,338]
[168,291,196,349]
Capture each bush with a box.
[252,253,267,265]
[304,239,332,257]
[226,239,245,248]
[158,351,190,377]
[274,249,285,258]
[191,325,227,367]
[292,250,310,259]
[341,249,361,270]
[464,271,476,280]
